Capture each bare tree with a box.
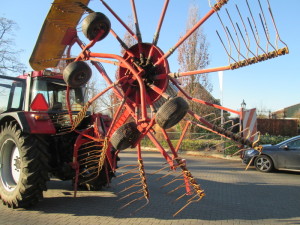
[177,5,219,132]
[178,5,210,89]
[0,17,25,75]
[121,17,137,55]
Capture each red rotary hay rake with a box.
[29,0,288,216]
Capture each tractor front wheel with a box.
[0,122,49,208]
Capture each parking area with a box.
[0,150,299,225]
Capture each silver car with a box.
[242,136,300,172]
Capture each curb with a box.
[127,147,242,161]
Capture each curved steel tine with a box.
[236,4,253,58]
[118,189,143,201]
[258,0,275,52]
[245,0,267,56]
[130,198,150,215]
[245,0,260,47]
[173,194,203,217]
[167,183,186,195]
[119,195,145,210]
[225,8,243,61]
[247,17,266,55]
[226,26,247,61]
[258,13,276,53]
[222,119,234,126]
[216,30,236,64]
[266,0,288,49]
[216,12,236,64]
[118,181,141,194]
[236,23,257,59]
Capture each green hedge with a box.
[258,133,290,145]
[141,134,291,154]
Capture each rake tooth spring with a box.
[71,102,91,130]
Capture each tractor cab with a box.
[27,70,90,132]
[29,72,87,113]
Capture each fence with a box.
[257,118,298,136]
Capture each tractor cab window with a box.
[31,78,87,112]
[0,76,25,113]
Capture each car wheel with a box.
[254,155,274,172]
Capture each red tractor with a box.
[0,71,117,208]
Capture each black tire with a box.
[82,12,111,41]
[254,155,274,172]
[0,122,49,208]
[63,61,92,88]
[110,122,141,150]
[155,97,189,129]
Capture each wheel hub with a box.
[118,43,170,104]
[0,139,21,192]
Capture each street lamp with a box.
[241,99,246,109]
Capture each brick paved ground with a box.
[0,150,299,225]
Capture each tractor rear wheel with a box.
[0,122,49,208]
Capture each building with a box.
[272,103,300,119]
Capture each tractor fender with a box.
[0,111,56,134]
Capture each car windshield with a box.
[31,77,87,111]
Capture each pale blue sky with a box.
[1,0,299,114]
